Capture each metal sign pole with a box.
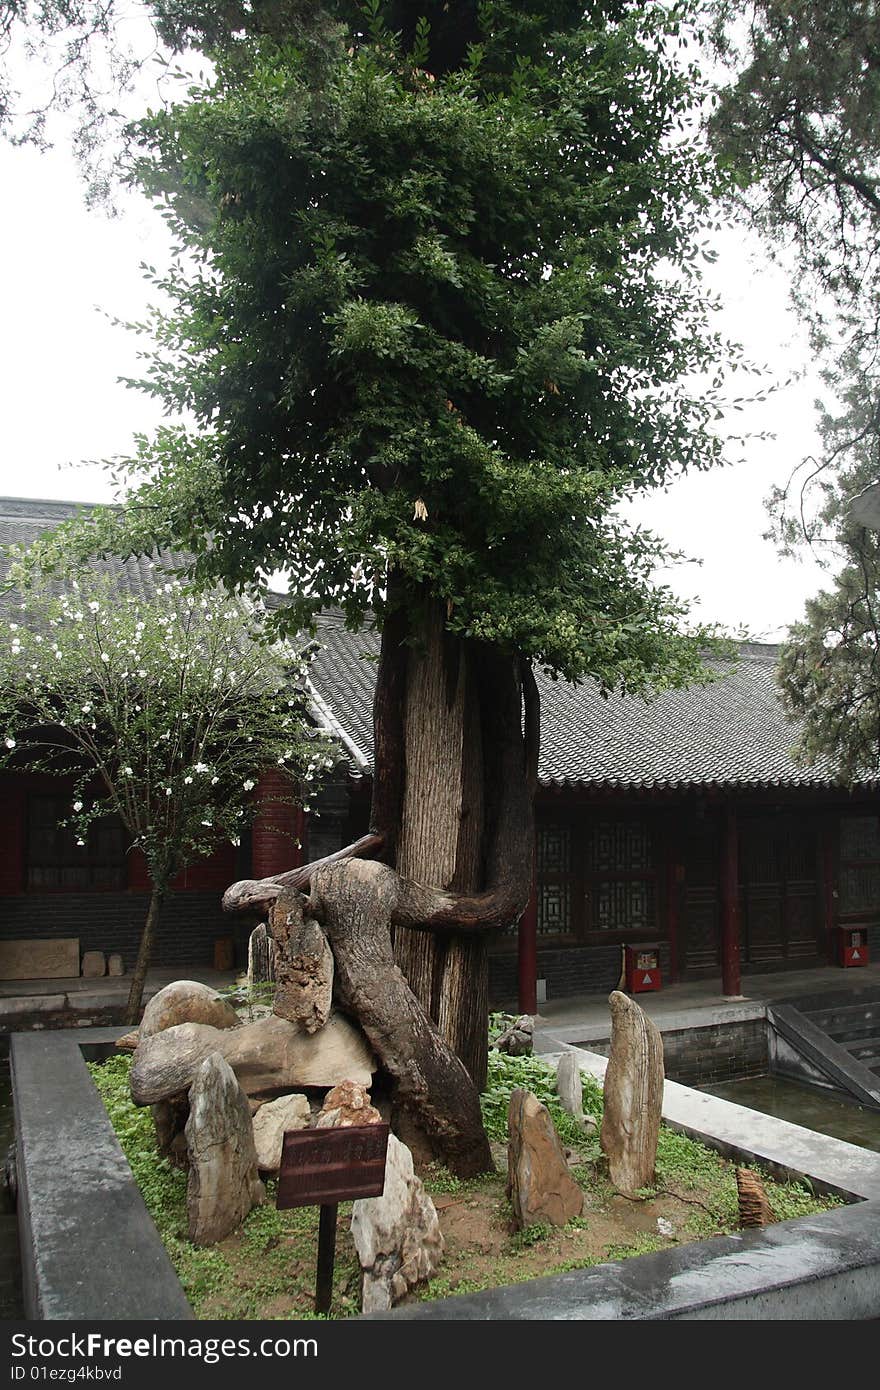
[315,1203,338,1315]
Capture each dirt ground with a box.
[190,1139,798,1319]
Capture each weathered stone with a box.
[351,1133,444,1312]
[185,1052,265,1245]
[114,1029,140,1052]
[153,1096,189,1169]
[736,1167,774,1229]
[130,1012,376,1104]
[247,924,277,989]
[600,990,664,1198]
[270,908,334,1036]
[140,979,241,1040]
[251,1092,311,1172]
[555,1052,584,1119]
[107,954,125,977]
[493,1015,534,1056]
[315,1080,382,1130]
[0,938,79,981]
[507,1088,583,1230]
[81,951,106,978]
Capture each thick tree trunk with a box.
[394,599,488,1086]
[125,885,165,1025]
[297,862,493,1177]
[222,590,539,1166]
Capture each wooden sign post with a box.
[276,1123,390,1315]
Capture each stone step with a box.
[844,1037,880,1062]
[804,1001,880,1033]
[826,1020,880,1045]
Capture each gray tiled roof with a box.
[0,496,186,612]
[2,499,850,791]
[308,613,850,790]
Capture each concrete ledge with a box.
[11,1029,193,1320]
[375,1203,880,1320]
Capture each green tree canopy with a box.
[98,0,733,692]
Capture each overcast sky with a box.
[0,47,833,643]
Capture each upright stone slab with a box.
[247,924,277,989]
[107,954,125,977]
[269,902,334,1036]
[600,990,664,1198]
[556,1052,584,1119]
[350,1133,444,1312]
[81,952,106,978]
[185,1052,265,1245]
[556,1052,599,1136]
[506,1088,583,1229]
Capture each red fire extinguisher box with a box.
[624,943,662,993]
[838,926,869,968]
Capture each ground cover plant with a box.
[88,1035,843,1320]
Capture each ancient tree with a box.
[43,2,731,1172]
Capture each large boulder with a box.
[251,1093,312,1173]
[600,991,664,1198]
[185,1052,265,1245]
[130,1012,376,1104]
[350,1133,444,1312]
[140,980,240,1039]
[507,1087,583,1229]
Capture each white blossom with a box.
[243,778,256,791]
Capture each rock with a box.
[140,980,241,1040]
[506,1088,583,1230]
[493,1015,534,1056]
[247,924,277,989]
[153,1096,190,1169]
[350,1133,444,1312]
[130,1012,376,1104]
[114,1029,140,1052]
[315,1080,382,1130]
[736,1168,774,1229]
[555,1052,584,1119]
[185,1051,265,1245]
[81,951,106,978]
[107,954,125,977]
[251,1093,312,1172]
[600,991,664,1198]
[270,903,334,1036]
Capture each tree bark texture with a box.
[298,861,494,1177]
[125,886,164,1025]
[394,598,488,1087]
[223,592,539,1163]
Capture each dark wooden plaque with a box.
[276,1124,390,1209]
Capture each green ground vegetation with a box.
[88,1038,843,1318]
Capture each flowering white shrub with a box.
[0,564,337,1015]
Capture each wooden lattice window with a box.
[27,795,127,891]
[839,815,880,918]
[536,823,572,936]
[584,818,656,935]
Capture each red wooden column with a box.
[720,804,742,997]
[251,769,301,880]
[518,837,538,1015]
